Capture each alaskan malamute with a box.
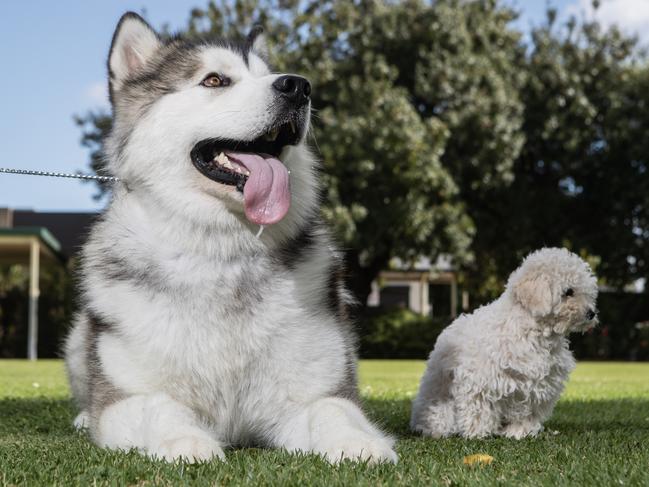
[64,12,397,464]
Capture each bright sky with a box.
[1,0,647,212]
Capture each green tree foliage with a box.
[76,0,649,308]
[466,11,648,300]
[74,111,113,199]
[280,0,523,305]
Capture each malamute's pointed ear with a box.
[247,25,268,60]
[108,12,161,92]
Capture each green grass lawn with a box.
[1,360,648,486]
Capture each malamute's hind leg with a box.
[94,393,224,463]
[63,313,91,428]
[274,397,397,464]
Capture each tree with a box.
[590,64,649,286]
[464,8,649,301]
[77,0,525,309]
[75,111,113,199]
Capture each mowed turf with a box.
[1,360,648,486]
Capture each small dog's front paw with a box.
[501,421,543,440]
[155,436,225,463]
[320,433,398,465]
[460,413,501,439]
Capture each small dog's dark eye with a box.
[564,288,574,297]
[201,74,230,88]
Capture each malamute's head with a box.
[105,13,316,230]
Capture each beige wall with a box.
[0,208,14,228]
[368,270,459,317]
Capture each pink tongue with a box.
[225,152,291,225]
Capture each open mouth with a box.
[190,120,301,225]
[190,120,301,191]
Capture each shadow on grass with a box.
[549,398,649,433]
[0,397,75,436]
[362,396,649,438]
[1,396,647,439]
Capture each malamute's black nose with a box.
[587,309,596,320]
[273,75,311,106]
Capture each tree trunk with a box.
[343,250,389,320]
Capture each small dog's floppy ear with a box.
[108,12,161,93]
[247,25,268,60]
[512,272,555,318]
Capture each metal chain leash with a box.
[0,167,119,182]
[0,167,271,237]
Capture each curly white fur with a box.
[411,248,598,439]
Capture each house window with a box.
[379,285,410,309]
[429,283,451,317]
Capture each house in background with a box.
[367,255,468,318]
[0,208,96,359]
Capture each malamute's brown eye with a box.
[201,73,230,88]
[564,288,574,297]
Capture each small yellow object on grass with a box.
[463,454,494,466]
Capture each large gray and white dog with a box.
[64,12,397,464]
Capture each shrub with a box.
[358,308,450,359]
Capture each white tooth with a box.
[264,129,279,142]
[289,121,296,134]
[215,152,234,170]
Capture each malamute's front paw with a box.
[319,433,398,464]
[154,436,225,463]
[73,410,90,430]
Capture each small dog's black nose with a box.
[272,75,311,106]
[586,309,596,320]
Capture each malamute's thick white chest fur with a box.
[64,12,396,464]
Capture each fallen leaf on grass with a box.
[463,454,494,466]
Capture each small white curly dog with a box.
[411,247,598,439]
